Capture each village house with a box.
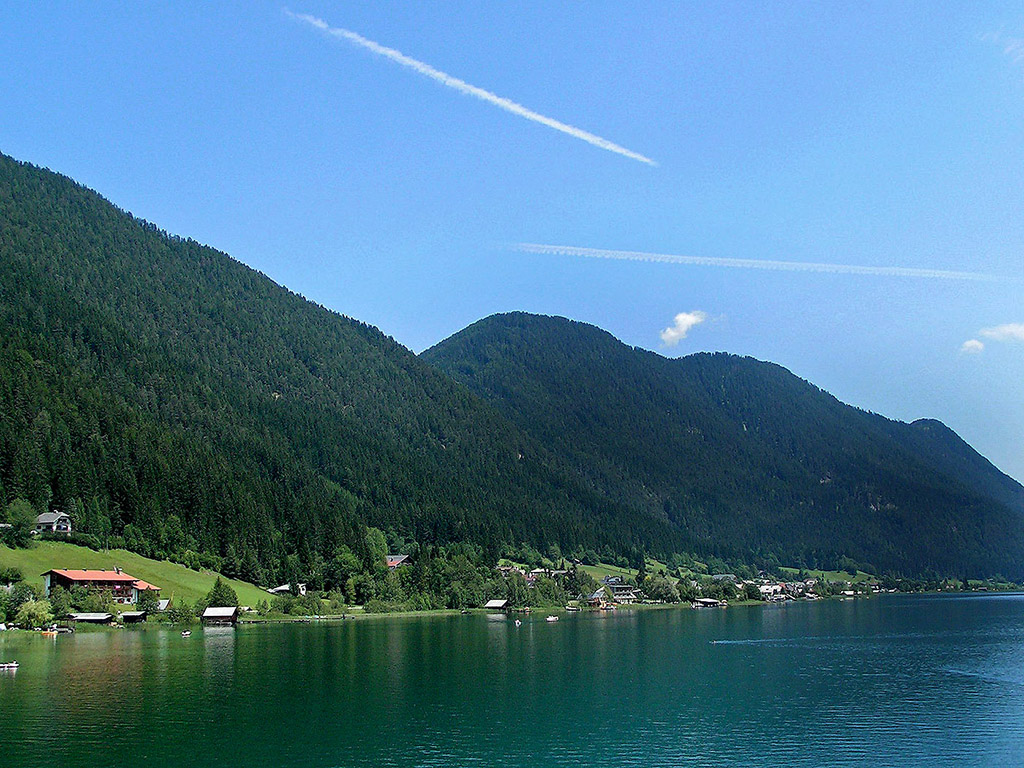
[268,582,306,596]
[386,554,410,571]
[598,576,641,603]
[42,569,161,605]
[34,511,72,536]
[783,582,807,597]
[583,589,613,610]
[608,583,642,604]
[758,583,784,598]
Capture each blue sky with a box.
[2,2,1022,479]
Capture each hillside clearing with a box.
[0,541,267,606]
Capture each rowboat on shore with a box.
[181,630,192,638]
[0,661,18,670]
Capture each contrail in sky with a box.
[286,11,657,166]
[514,243,999,281]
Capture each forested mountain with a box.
[0,153,686,586]
[423,313,1024,578]
[2,151,1021,582]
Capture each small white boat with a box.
[0,661,18,670]
[514,619,522,627]
[181,630,192,638]
[545,615,559,622]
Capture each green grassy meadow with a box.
[0,540,267,606]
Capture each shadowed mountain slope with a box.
[424,312,1024,578]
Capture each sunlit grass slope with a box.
[0,541,267,606]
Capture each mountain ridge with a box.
[423,311,1024,577]
[2,152,1021,580]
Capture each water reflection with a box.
[2,596,1024,767]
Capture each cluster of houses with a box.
[496,563,568,587]
[711,573,874,602]
[493,564,643,609]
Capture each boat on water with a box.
[181,630,192,637]
[0,661,18,670]
[545,615,559,622]
[514,619,522,627]
[565,605,580,612]
[40,630,58,637]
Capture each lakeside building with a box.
[202,606,239,626]
[483,598,509,610]
[42,569,161,605]
[68,612,113,624]
[583,589,612,609]
[692,598,726,608]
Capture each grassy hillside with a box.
[0,541,267,606]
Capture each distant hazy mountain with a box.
[424,312,1024,577]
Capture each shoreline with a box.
[8,590,1017,636]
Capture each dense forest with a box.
[2,151,1022,583]
[0,153,684,587]
[424,313,1024,578]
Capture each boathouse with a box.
[69,612,113,624]
[201,606,239,626]
[483,598,509,611]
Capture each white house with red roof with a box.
[42,568,161,604]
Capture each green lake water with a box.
[2,593,1023,767]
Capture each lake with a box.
[2,594,1023,767]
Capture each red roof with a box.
[132,580,160,592]
[44,569,139,583]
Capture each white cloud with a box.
[981,30,1024,66]
[960,339,985,354]
[979,323,1024,342]
[286,11,657,166]
[660,311,707,346]
[513,243,1000,282]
